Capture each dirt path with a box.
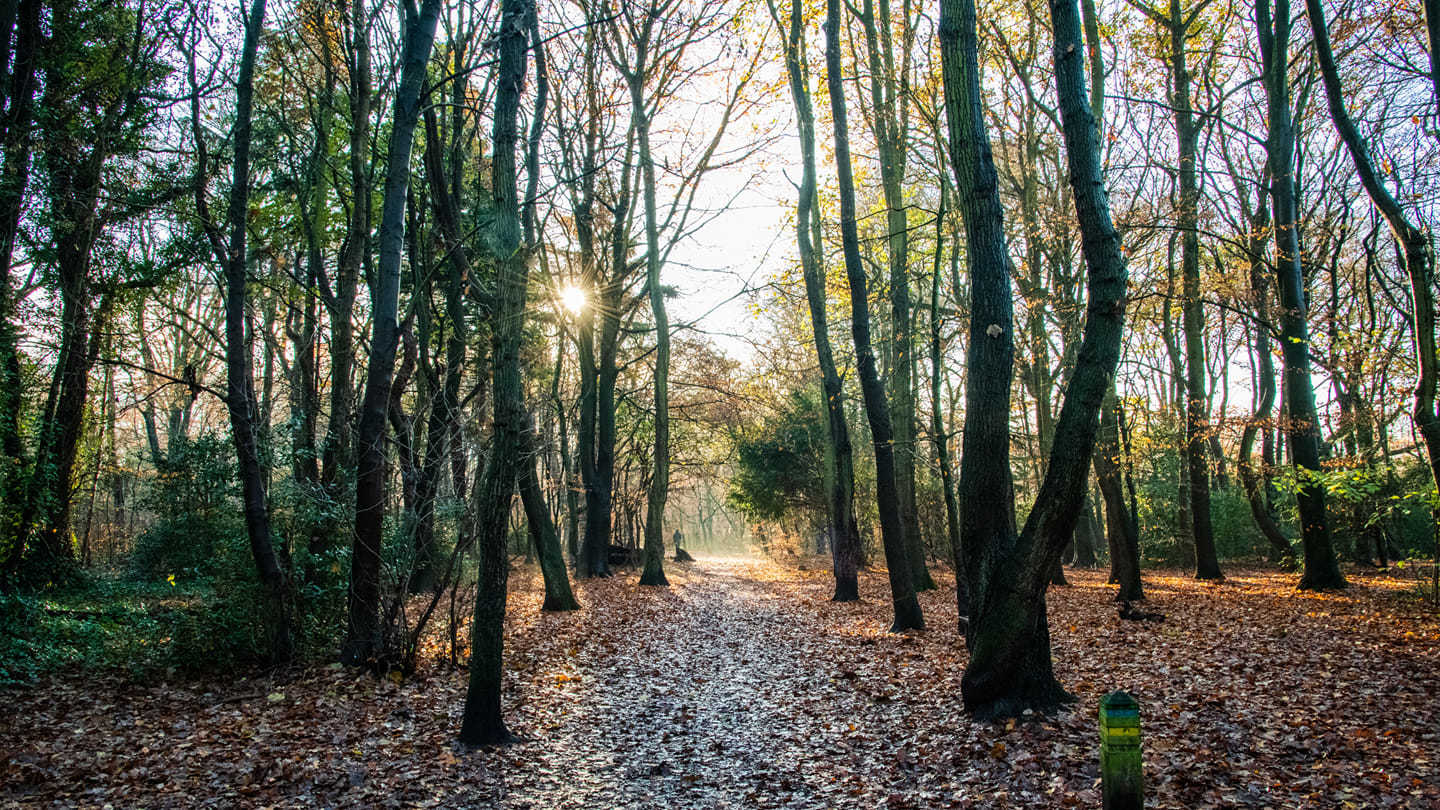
[483,557,897,809]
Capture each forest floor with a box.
[4,555,1440,808]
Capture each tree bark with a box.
[520,423,579,611]
[942,0,1129,716]
[1262,0,1345,589]
[824,0,922,631]
[1306,0,1433,585]
[575,46,625,578]
[342,0,443,667]
[209,0,294,662]
[627,29,670,589]
[1236,200,1293,561]
[320,0,373,490]
[768,0,860,601]
[0,0,37,578]
[855,0,933,592]
[1161,0,1221,580]
[1096,389,1143,600]
[930,203,966,614]
[460,0,528,747]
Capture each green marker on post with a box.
[1100,691,1143,810]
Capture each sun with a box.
[559,285,587,315]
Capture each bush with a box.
[0,576,272,686]
[129,434,242,581]
[1211,486,1278,560]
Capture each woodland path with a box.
[465,555,957,809]
[5,557,1440,808]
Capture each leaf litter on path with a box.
[3,558,1439,808]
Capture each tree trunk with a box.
[855,0,933,593]
[576,82,625,578]
[1262,0,1345,589]
[21,276,92,575]
[0,0,38,577]
[208,0,293,663]
[768,0,860,602]
[930,202,966,614]
[823,0,922,631]
[1096,389,1143,601]
[1237,202,1293,561]
[320,0,372,490]
[460,0,528,746]
[1162,0,1221,580]
[1306,0,1433,585]
[416,101,475,594]
[342,0,442,667]
[941,0,1017,652]
[630,52,670,589]
[520,424,579,611]
[1073,496,1099,567]
[943,0,1129,716]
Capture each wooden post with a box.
[1100,690,1143,809]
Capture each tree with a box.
[824,0,922,631]
[189,0,295,662]
[321,0,372,492]
[1257,0,1345,589]
[1303,0,1430,588]
[1096,390,1143,601]
[342,0,444,668]
[1217,133,1293,562]
[1127,0,1223,581]
[612,0,672,588]
[765,0,861,601]
[0,0,40,580]
[927,193,966,613]
[940,0,1129,716]
[851,0,934,592]
[460,0,529,747]
[518,6,578,612]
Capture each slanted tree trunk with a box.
[196,0,294,662]
[767,0,860,601]
[460,0,528,747]
[823,0,922,631]
[1260,0,1345,589]
[854,0,933,592]
[342,0,443,667]
[520,423,579,611]
[942,0,1129,716]
[1306,0,1433,585]
[929,200,966,615]
[1096,390,1143,601]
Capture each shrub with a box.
[129,434,242,581]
